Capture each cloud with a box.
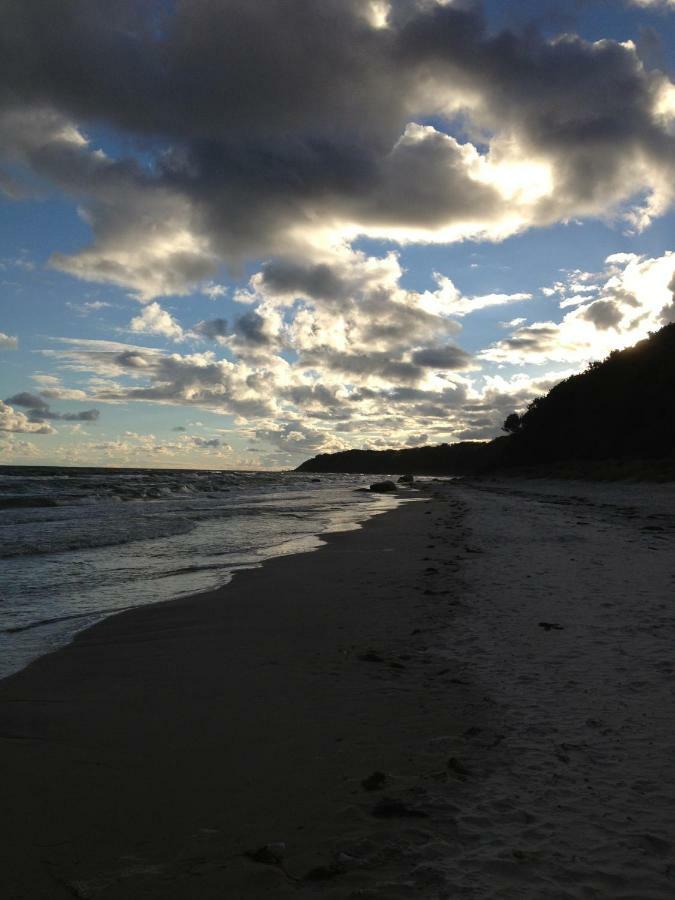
[66,299,113,316]
[30,235,675,461]
[453,369,576,440]
[201,282,228,300]
[431,277,532,316]
[191,436,223,449]
[42,339,280,419]
[5,391,100,422]
[192,318,229,342]
[0,435,41,460]
[234,311,273,347]
[39,387,89,401]
[581,299,625,330]
[0,107,218,299]
[38,328,471,456]
[0,401,55,434]
[482,251,675,364]
[129,302,185,341]
[237,246,466,381]
[65,408,99,422]
[0,3,673,297]
[67,429,234,464]
[254,420,351,458]
[410,345,473,369]
[0,331,18,349]
[0,253,34,271]
[259,260,350,302]
[5,392,48,410]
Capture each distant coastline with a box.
[298,323,675,482]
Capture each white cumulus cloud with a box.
[129,302,186,342]
[0,332,18,350]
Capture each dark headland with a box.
[297,323,675,482]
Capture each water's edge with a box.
[0,471,410,680]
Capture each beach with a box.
[2,479,675,898]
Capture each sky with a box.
[1,0,674,470]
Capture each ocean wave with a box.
[0,515,197,559]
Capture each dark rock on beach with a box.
[369,480,397,493]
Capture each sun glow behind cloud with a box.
[365,0,391,29]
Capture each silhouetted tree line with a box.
[297,324,675,476]
[296,439,507,475]
[501,323,675,464]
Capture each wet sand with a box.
[3,478,675,898]
[0,486,475,898]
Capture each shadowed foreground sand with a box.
[3,479,675,898]
[0,487,477,898]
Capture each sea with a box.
[0,466,402,680]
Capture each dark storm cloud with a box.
[0,1,401,143]
[1,1,673,295]
[5,391,100,422]
[5,391,47,411]
[411,344,473,369]
[234,312,271,346]
[260,261,348,302]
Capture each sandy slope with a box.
[2,479,675,898]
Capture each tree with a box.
[502,412,521,434]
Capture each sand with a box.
[2,479,675,898]
[444,478,675,898]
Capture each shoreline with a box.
[1,483,475,898]
[0,479,400,683]
[4,477,675,898]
